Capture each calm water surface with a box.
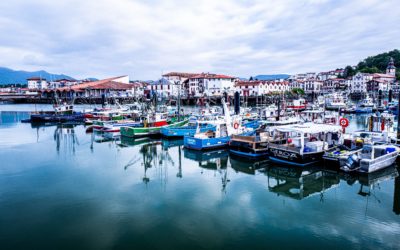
[0,105,399,250]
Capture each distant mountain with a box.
[84,77,99,82]
[251,74,290,80]
[0,67,75,85]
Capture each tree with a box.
[341,65,356,78]
[249,76,253,81]
[291,88,304,95]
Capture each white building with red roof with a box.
[41,75,132,98]
[27,77,48,90]
[235,80,289,96]
[186,73,237,97]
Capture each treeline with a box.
[0,84,27,88]
[341,49,400,80]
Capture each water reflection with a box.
[262,166,340,200]
[394,174,400,215]
[229,154,269,175]
[53,125,79,154]
[2,109,400,249]
[184,149,231,192]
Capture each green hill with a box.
[342,49,400,80]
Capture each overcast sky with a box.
[0,0,399,80]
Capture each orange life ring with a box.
[233,122,239,129]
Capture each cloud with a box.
[0,0,399,79]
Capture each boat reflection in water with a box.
[229,154,269,175]
[123,140,180,185]
[262,165,340,200]
[184,149,230,192]
[348,166,399,215]
[53,124,79,154]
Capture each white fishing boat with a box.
[268,123,343,167]
[325,93,346,110]
[341,144,400,173]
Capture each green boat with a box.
[121,119,188,138]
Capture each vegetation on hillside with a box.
[340,49,400,80]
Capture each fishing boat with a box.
[286,98,307,111]
[161,116,216,138]
[229,118,301,159]
[325,93,346,110]
[341,144,400,173]
[300,110,337,124]
[184,99,248,150]
[323,112,396,167]
[183,119,231,150]
[259,104,279,120]
[120,112,188,138]
[28,99,84,123]
[268,123,342,167]
[96,119,143,133]
[229,128,270,159]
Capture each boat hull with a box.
[30,113,85,123]
[268,146,324,167]
[359,151,399,173]
[121,119,188,138]
[184,136,230,150]
[161,125,215,138]
[229,148,269,159]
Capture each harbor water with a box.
[0,105,400,249]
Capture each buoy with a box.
[233,122,239,129]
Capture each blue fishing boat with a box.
[184,98,241,151]
[160,116,215,138]
[355,107,373,113]
[161,123,216,138]
[355,95,374,113]
[184,120,231,150]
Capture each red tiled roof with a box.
[373,73,395,78]
[89,81,132,90]
[51,76,129,92]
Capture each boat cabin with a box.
[268,123,343,166]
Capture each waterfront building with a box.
[41,75,132,99]
[185,73,236,97]
[49,79,78,89]
[147,78,183,98]
[322,78,347,94]
[162,72,198,83]
[27,77,48,90]
[235,80,289,96]
[349,72,372,94]
[303,79,323,94]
